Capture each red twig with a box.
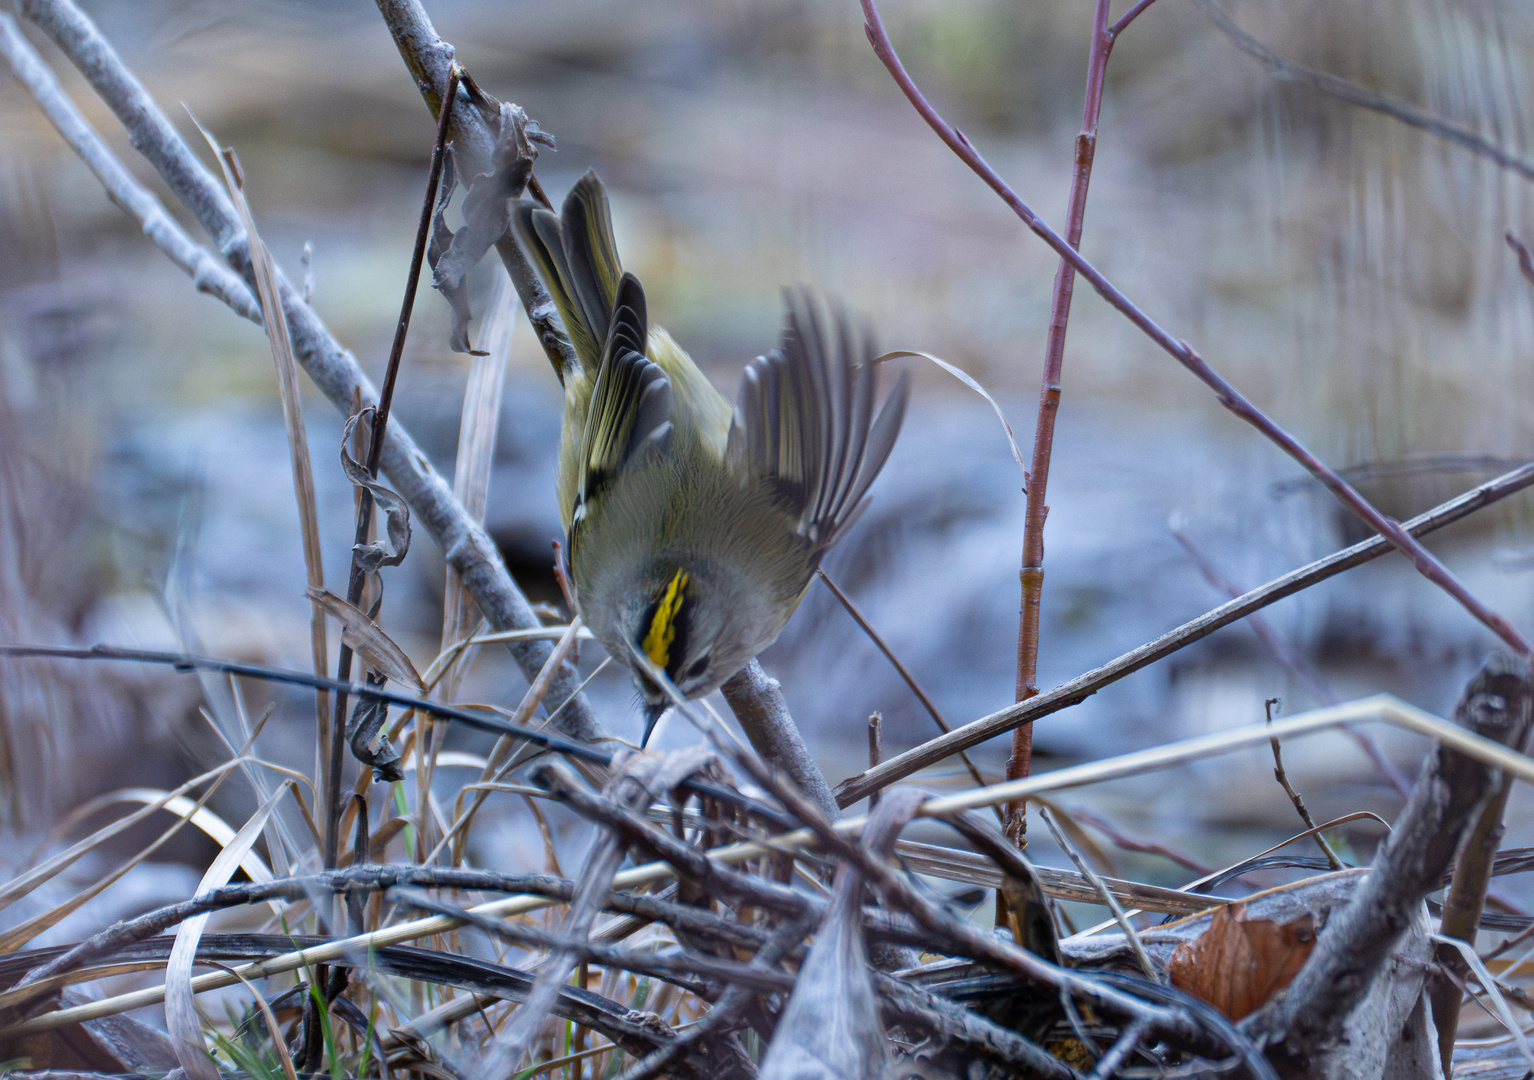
[859,0,1532,669]
[1106,0,1162,40]
[1004,0,1114,845]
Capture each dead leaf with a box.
[307,586,423,691]
[431,104,549,353]
[340,409,411,572]
[1168,902,1317,1019]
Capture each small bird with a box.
[514,171,909,744]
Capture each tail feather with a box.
[511,169,625,379]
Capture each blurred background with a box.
[3,0,1534,930]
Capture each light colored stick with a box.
[11,0,600,741]
[0,14,259,322]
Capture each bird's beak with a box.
[640,701,668,748]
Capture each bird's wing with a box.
[512,169,623,380]
[727,291,909,553]
[572,273,673,536]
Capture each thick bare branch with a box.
[14,0,600,741]
[721,660,839,822]
[1250,658,1520,1075]
[0,15,258,322]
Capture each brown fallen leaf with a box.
[1168,902,1317,1020]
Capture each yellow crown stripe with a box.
[642,569,689,669]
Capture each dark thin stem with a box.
[0,643,795,833]
[1171,521,1413,797]
[867,713,882,809]
[1005,0,1115,846]
[326,64,460,871]
[1065,807,1213,876]
[816,568,998,819]
[859,0,1531,662]
[1509,233,1534,288]
[1264,698,1345,871]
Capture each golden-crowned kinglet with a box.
[514,171,909,744]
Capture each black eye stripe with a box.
[684,654,710,681]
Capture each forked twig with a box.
[816,568,997,818]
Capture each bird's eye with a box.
[684,654,710,682]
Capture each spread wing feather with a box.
[574,273,671,529]
[728,290,910,554]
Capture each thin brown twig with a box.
[326,63,461,871]
[858,0,1532,664]
[868,713,882,810]
[1264,698,1345,872]
[834,461,1534,806]
[816,568,997,819]
[1106,0,1162,40]
[1061,806,1214,877]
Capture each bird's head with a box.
[620,562,784,745]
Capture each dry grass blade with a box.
[205,962,300,1080]
[440,270,517,697]
[0,773,251,954]
[1040,806,1156,982]
[1065,811,1386,943]
[309,587,426,691]
[893,840,1232,916]
[483,750,714,1073]
[444,617,586,864]
[45,788,276,883]
[18,693,1533,1052]
[876,349,1027,478]
[0,762,245,921]
[165,781,293,1080]
[919,695,1534,816]
[1436,933,1534,1069]
[200,125,332,765]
